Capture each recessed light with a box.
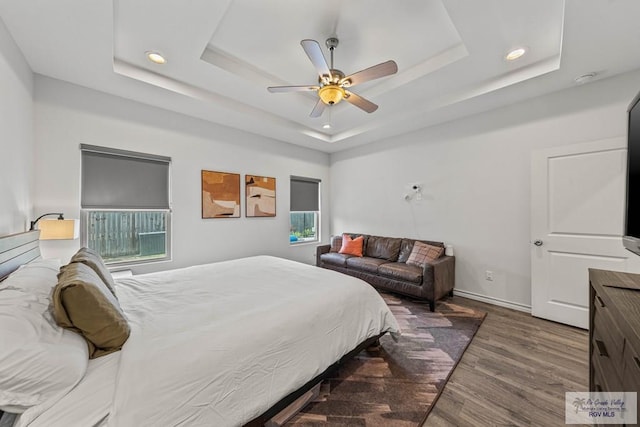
[505,48,526,61]
[146,51,166,65]
[322,123,331,129]
[574,72,596,85]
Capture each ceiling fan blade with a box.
[344,90,378,113]
[341,60,398,87]
[301,39,331,78]
[310,99,326,118]
[267,85,319,93]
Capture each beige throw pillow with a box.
[330,235,343,253]
[53,262,130,359]
[406,241,444,268]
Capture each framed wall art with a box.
[202,170,240,218]
[245,174,276,217]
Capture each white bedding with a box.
[14,353,119,427]
[18,256,400,427]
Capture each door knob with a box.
[533,240,543,247]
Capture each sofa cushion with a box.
[329,235,343,253]
[365,236,402,261]
[346,257,388,274]
[397,239,415,263]
[339,234,364,257]
[320,252,353,267]
[407,241,444,268]
[378,262,423,284]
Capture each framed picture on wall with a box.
[201,170,240,218]
[245,175,276,217]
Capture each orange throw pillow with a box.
[339,234,364,257]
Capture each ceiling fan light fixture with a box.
[318,85,345,105]
[268,37,397,117]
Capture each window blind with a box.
[290,176,320,212]
[80,144,170,209]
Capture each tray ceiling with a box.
[1,0,640,153]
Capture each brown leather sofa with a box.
[316,233,455,311]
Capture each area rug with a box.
[285,293,486,426]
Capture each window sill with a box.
[105,255,172,270]
[290,237,319,245]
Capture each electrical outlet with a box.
[485,270,494,281]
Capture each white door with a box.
[531,137,640,329]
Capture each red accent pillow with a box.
[339,234,364,257]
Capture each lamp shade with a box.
[39,219,79,240]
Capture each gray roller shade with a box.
[81,145,170,209]
[290,176,320,212]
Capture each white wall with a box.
[29,65,640,307]
[34,76,330,272]
[330,70,640,309]
[0,17,34,234]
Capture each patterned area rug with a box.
[286,293,486,426]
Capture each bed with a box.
[0,231,400,426]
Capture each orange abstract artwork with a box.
[245,175,276,217]
[202,170,240,218]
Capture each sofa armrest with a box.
[424,255,455,299]
[316,244,331,266]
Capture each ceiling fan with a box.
[267,37,398,118]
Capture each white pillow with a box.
[0,259,88,413]
[12,259,61,295]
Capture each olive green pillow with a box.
[53,262,130,359]
[68,247,117,298]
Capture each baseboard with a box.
[453,289,531,313]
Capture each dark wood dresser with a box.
[589,268,640,401]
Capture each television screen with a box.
[624,90,640,255]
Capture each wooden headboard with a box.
[0,230,40,282]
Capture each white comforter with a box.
[106,256,399,426]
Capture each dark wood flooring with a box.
[425,296,589,427]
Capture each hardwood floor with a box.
[425,296,589,427]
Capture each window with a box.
[80,144,171,265]
[289,176,320,243]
